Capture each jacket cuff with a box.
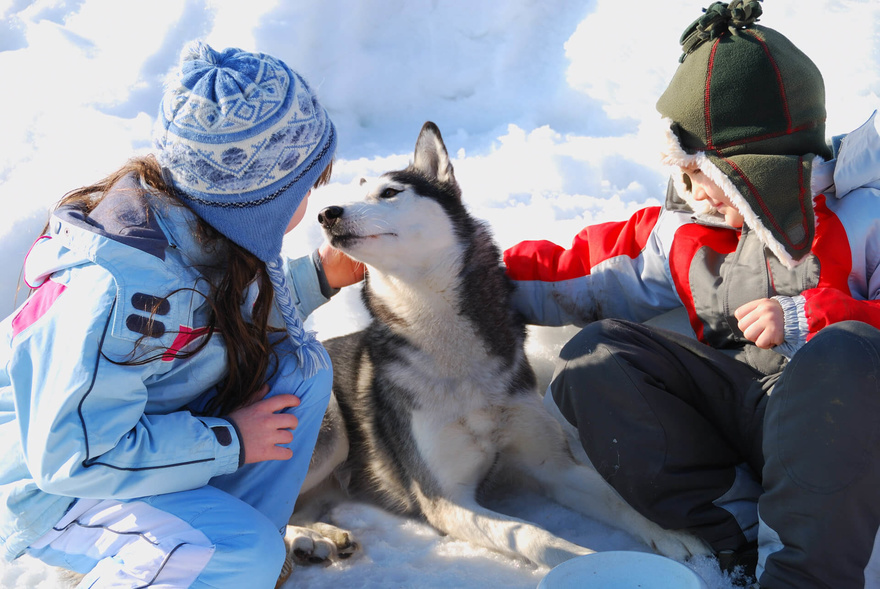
[772,295,807,358]
[223,416,246,468]
[310,249,341,300]
[196,416,243,474]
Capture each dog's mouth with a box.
[329,232,397,249]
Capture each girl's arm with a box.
[281,246,363,320]
[10,267,242,499]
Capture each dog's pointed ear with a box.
[413,122,455,184]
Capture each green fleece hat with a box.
[657,0,831,267]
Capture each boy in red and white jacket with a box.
[505,3,880,588]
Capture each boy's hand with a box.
[318,242,366,289]
[734,298,785,349]
[228,385,301,464]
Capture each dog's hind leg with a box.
[503,397,711,561]
[414,486,593,568]
[531,454,710,560]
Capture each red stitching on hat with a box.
[722,156,810,249]
[748,29,792,134]
[704,39,721,150]
[712,121,824,151]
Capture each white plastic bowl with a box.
[537,551,708,589]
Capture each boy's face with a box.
[681,165,744,228]
[285,191,311,234]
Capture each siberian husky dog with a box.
[281,122,709,577]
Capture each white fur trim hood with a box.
[659,118,824,270]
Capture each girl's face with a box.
[285,191,311,234]
[681,165,744,228]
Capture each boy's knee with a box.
[766,321,880,493]
[557,318,630,363]
[774,320,880,407]
[796,320,880,363]
[552,319,635,398]
[549,319,638,433]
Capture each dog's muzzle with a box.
[318,206,343,229]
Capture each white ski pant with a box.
[25,347,332,588]
[27,489,280,588]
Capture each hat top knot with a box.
[180,40,243,67]
[679,0,763,62]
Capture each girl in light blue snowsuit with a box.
[0,41,358,588]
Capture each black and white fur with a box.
[282,122,709,576]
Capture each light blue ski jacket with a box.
[0,174,332,560]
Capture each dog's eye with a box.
[380,187,401,199]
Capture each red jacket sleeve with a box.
[504,207,662,282]
[503,206,681,326]
[802,194,880,340]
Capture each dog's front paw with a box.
[278,522,360,580]
[301,522,359,562]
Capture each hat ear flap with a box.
[412,121,455,184]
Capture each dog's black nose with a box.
[318,206,343,229]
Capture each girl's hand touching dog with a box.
[319,242,366,288]
[229,384,301,464]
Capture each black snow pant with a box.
[548,319,880,589]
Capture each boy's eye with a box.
[380,187,401,199]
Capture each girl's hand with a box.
[318,242,365,289]
[228,385,300,464]
[734,298,785,349]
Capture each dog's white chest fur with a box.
[370,255,506,370]
[410,404,503,493]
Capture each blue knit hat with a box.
[153,40,336,377]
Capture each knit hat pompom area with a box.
[657,1,831,268]
[153,40,336,378]
[153,40,336,262]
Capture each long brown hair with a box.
[45,154,332,416]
